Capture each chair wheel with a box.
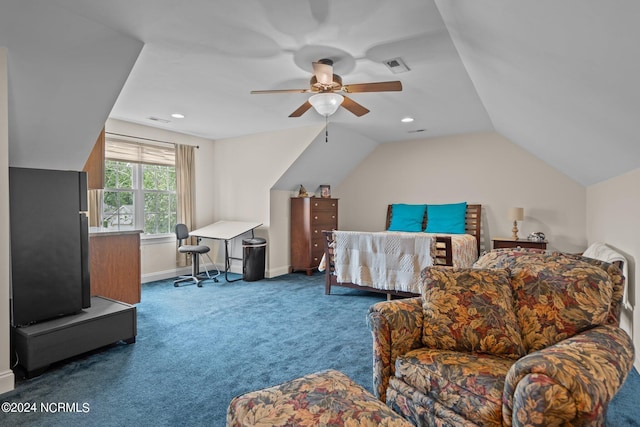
[174,283,179,287]
[214,278,219,283]
[197,282,203,287]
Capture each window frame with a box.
[140,163,177,237]
[102,137,177,239]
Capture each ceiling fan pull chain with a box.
[325,115,329,143]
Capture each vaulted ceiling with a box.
[2,0,639,186]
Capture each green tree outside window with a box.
[102,160,176,235]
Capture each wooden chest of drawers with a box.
[290,197,338,275]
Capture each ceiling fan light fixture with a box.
[309,93,344,117]
[313,61,333,86]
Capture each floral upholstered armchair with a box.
[367,249,635,426]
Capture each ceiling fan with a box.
[250,59,402,118]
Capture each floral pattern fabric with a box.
[227,369,413,427]
[472,249,619,353]
[552,252,625,328]
[471,248,545,270]
[503,325,635,426]
[367,250,635,427]
[394,349,515,426]
[367,297,424,402]
[510,256,613,352]
[420,267,525,359]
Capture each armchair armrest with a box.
[367,297,424,402]
[503,325,635,426]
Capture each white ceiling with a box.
[2,0,639,186]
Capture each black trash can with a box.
[242,237,267,281]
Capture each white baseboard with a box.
[227,265,242,275]
[143,264,236,283]
[141,266,192,283]
[143,264,292,283]
[267,265,291,278]
[0,369,14,395]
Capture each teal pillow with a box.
[425,202,467,234]
[387,204,427,232]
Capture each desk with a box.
[190,221,263,282]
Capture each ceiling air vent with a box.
[383,57,410,74]
[147,116,171,123]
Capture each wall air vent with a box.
[147,116,171,123]
[383,57,410,74]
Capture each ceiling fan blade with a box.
[289,101,313,117]
[312,61,333,86]
[251,88,310,94]
[342,81,403,93]
[341,96,370,117]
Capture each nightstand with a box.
[492,237,547,251]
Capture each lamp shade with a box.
[309,93,344,117]
[508,207,524,221]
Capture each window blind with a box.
[105,137,175,166]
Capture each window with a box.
[102,138,177,236]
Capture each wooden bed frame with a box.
[322,204,482,297]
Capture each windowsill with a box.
[89,228,143,237]
[140,233,175,245]
[91,228,175,245]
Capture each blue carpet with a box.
[1,272,638,426]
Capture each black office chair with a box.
[174,223,220,287]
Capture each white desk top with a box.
[190,220,262,241]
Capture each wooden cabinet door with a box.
[83,127,105,190]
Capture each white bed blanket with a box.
[333,231,434,293]
[583,242,631,310]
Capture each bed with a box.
[321,203,482,297]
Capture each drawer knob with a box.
[314,216,318,220]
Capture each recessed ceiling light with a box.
[171,113,185,119]
[401,117,414,123]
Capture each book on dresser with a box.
[290,197,338,275]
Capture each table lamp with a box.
[508,207,524,240]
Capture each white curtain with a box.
[176,144,195,267]
[87,189,102,227]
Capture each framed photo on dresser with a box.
[320,185,331,198]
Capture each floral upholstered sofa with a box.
[367,248,635,426]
